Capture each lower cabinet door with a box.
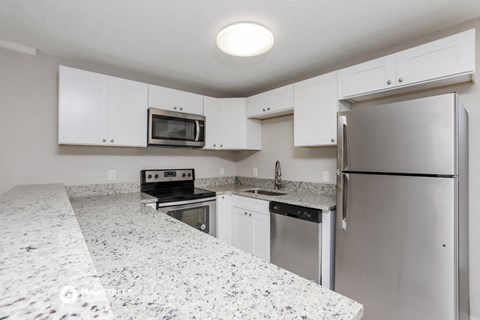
[252,211,270,262]
[232,207,254,254]
[216,195,232,244]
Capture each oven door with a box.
[157,197,216,236]
[148,108,205,147]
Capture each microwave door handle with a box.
[195,120,200,141]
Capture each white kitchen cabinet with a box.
[216,194,232,244]
[395,29,475,87]
[107,77,148,147]
[203,97,220,149]
[231,196,270,262]
[294,71,348,147]
[148,84,203,115]
[203,97,261,150]
[339,29,475,101]
[339,55,396,99]
[58,66,148,147]
[246,84,294,119]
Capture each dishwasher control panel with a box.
[269,202,322,223]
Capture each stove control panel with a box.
[143,169,194,183]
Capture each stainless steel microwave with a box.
[148,108,205,147]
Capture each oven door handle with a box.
[156,197,216,209]
[195,120,200,142]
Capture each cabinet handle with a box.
[244,212,248,215]
[110,139,114,143]
[173,106,177,110]
[267,107,270,111]
[220,144,223,148]
[386,80,391,85]
[331,138,335,143]
[180,107,183,111]
[102,139,107,143]
[398,77,403,83]
[213,144,216,147]
[263,108,266,112]
[249,213,252,217]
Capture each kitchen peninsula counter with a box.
[0,184,362,319]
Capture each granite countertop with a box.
[201,184,337,211]
[71,192,363,319]
[0,184,114,319]
[0,184,361,319]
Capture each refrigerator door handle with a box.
[337,115,348,171]
[336,172,349,230]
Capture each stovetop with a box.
[140,169,215,204]
[142,187,216,204]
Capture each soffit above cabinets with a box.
[1,0,480,97]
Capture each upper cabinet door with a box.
[339,55,396,98]
[219,98,247,149]
[396,29,475,87]
[246,95,267,118]
[203,96,220,149]
[177,91,203,115]
[58,66,109,145]
[246,84,294,119]
[148,85,179,110]
[294,72,341,146]
[108,77,148,147]
[267,85,294,113]
[148,84,203,115]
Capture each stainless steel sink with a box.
[243,189,287,196]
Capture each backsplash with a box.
[65,182,140,198]
[194,176,237,187]
[235,177,336,196]
[65,176,335,198]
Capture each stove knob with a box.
[182,173,186,178]
[187,173,192,177]
[154,174,159,179]
[147,174,152,179]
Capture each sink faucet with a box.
[274,160,282,190]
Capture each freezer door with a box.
[335,174,457,320]
[337,93,457,175]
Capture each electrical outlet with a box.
[322,171,330,182]
[253,168,258,176]
[108,170,116,181]
[220,168,225,176]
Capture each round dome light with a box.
[217,22,274,57]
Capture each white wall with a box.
[235,115,337,182]
[0,48,237,196]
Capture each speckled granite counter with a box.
[202,184,337,211]
[0,184,360,319]
[0,184,114,319]
[71,192,362,319]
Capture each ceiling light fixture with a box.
[216,22,274,57]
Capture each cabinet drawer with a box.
[232,195,269,215]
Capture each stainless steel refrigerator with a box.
[335,93,469,320]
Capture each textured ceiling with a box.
[0,0,479,96]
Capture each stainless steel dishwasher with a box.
[270,201,322,284]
